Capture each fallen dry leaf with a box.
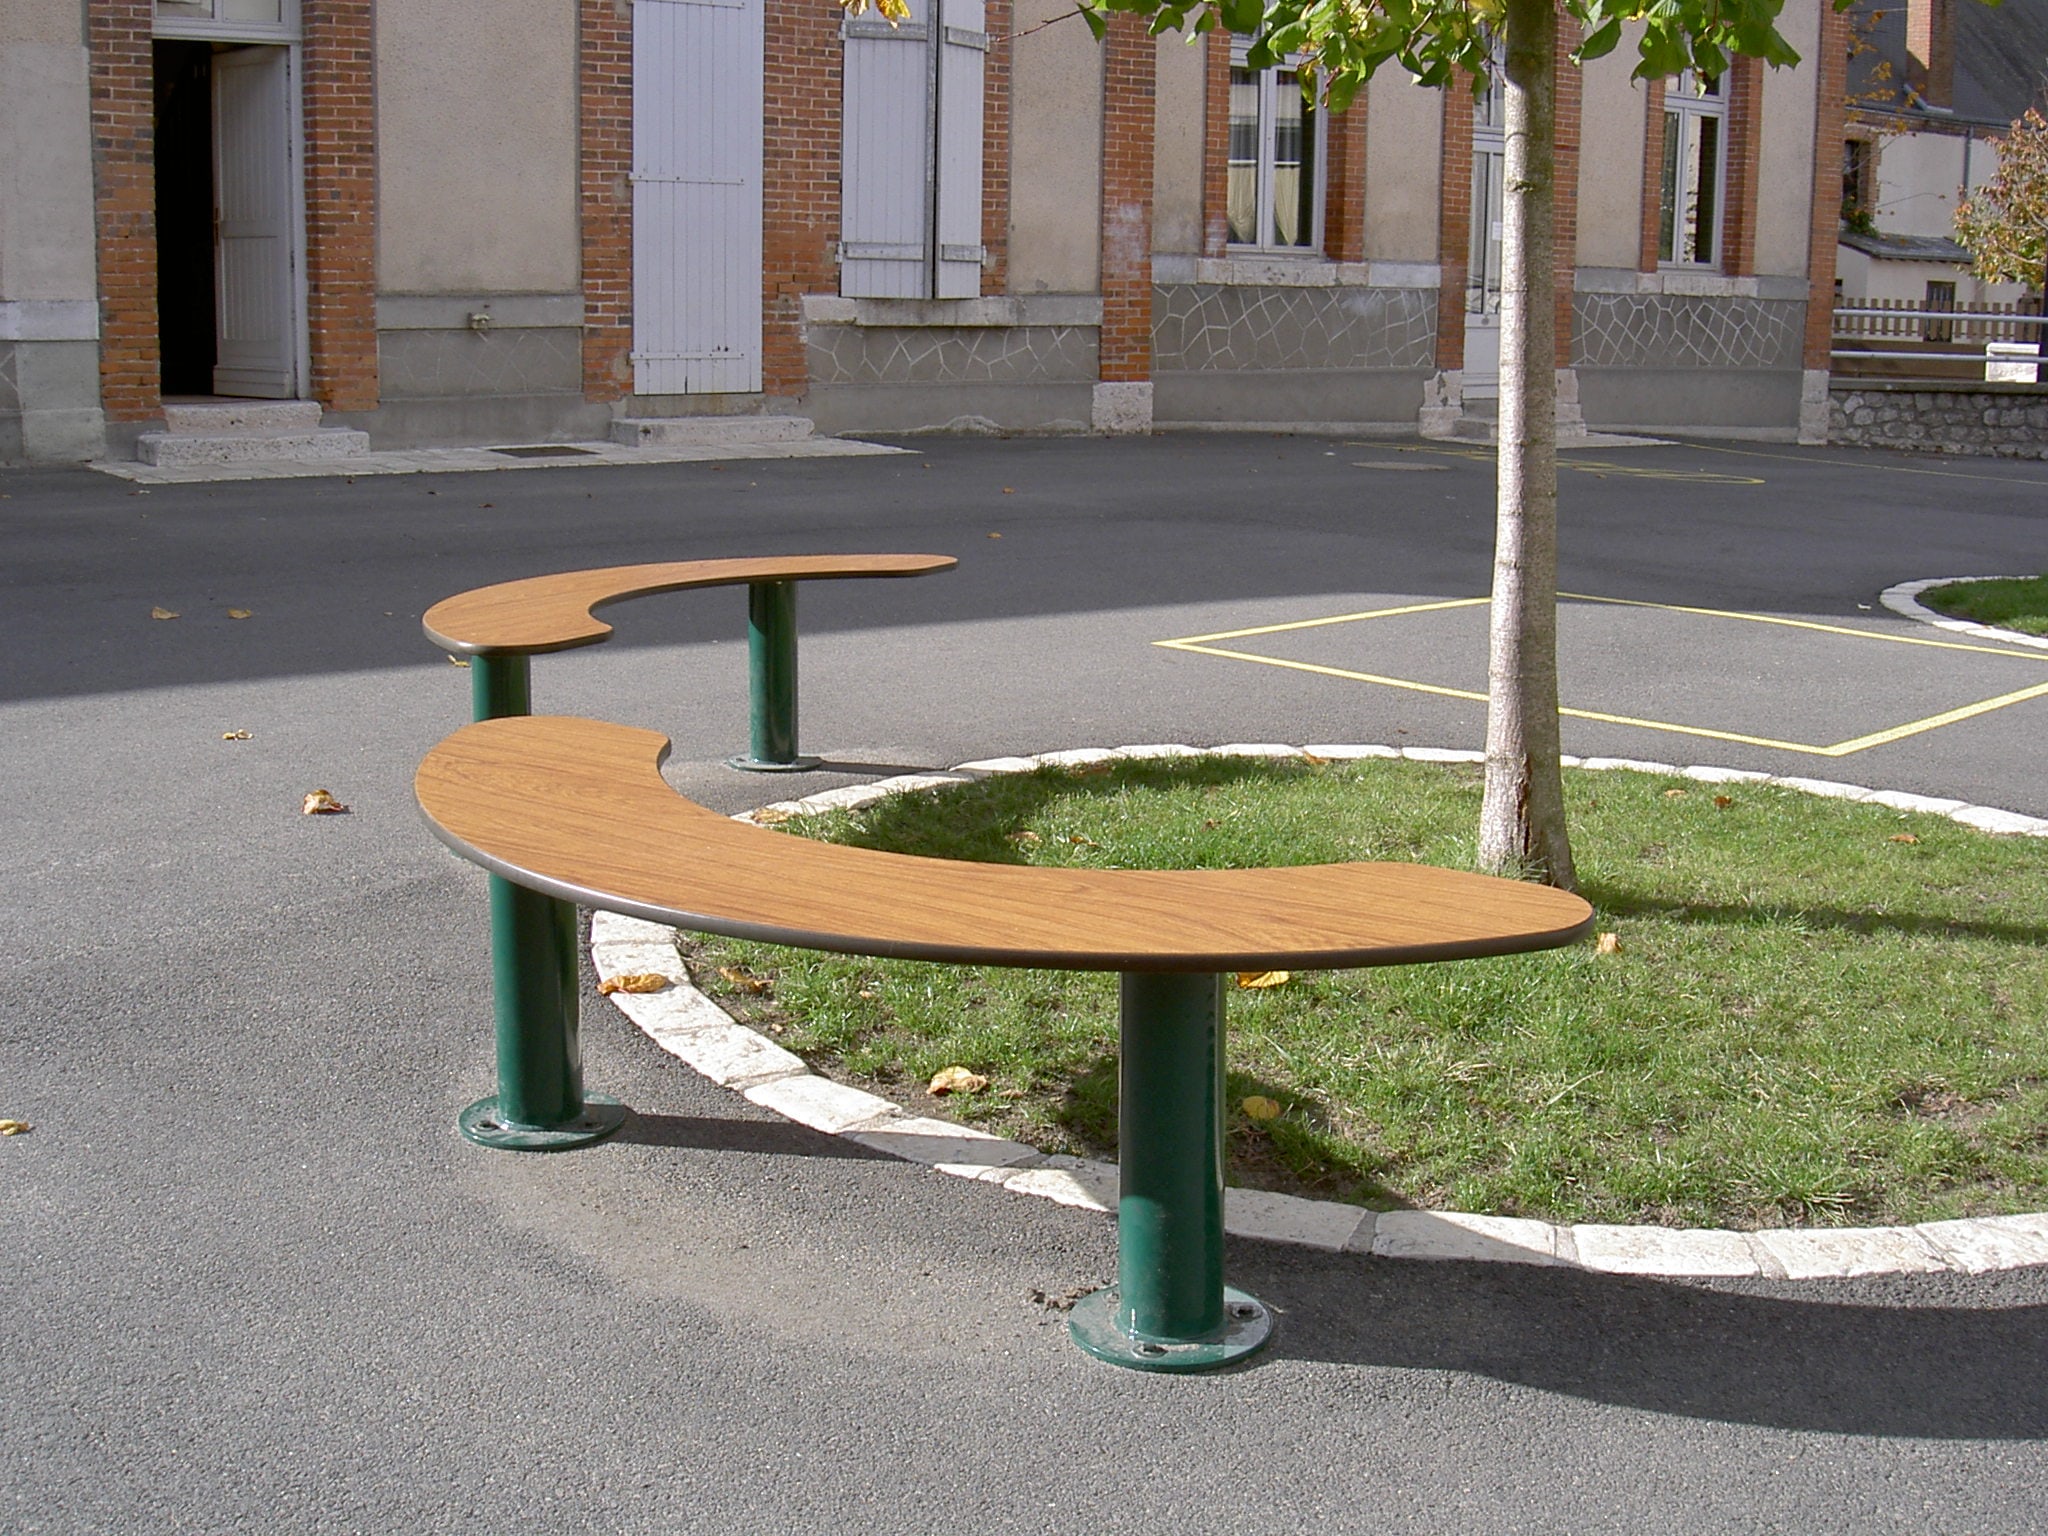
[987,531,1002,539]
[301,789,349,815]
[929,1066,989,1096]
[598,973,669,995]
[447,655,471,668]
[1713,795,1734,809]
[1595,932,1623,955]
[1236,970,1291,989]
[0,1119,29,1136]
[1007,830,1042,845]
[716,966,770,995]
[227,609,252,620]
[1663,788,1689,799]
[1241,1096,1282,1122]
[1303,752,1330,766]
[1001,487,1016,495]
[1890,832,1920,845]
[1067,834,1101,848]
[151,606,178,620]
[222,730,251,741]
[753,807,793,826]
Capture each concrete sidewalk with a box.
[4,435,2046,1534]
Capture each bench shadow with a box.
[610,1110,891,1161]
[1234,1245,2048,1440]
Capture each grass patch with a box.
[691,756,2048,1230]
[1921,574,2048,637]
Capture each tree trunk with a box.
[1476,0,1576,889]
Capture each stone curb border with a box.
[1881,577,2048,653]
[592,744,2048,1280]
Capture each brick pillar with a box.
[1638,78,1668,271]
[761,0,841,397]
[981,0,1012,294]
[1096,13,1154,432]
[1202,34,1229,255]
[581,0,633,403]
[87,0,158,424]
[1435,86,1473,374]
[302,1,378,412]
[1322,98,1367,265]
[1722,55,1764,278]
[1801,1,1851,442]
[1552,20,1581,373]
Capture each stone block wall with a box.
[1829,382,2048,459]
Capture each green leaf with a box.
[1575,16,1622,63]
[1219,0,1263,35]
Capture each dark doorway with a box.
[153,41,217,397]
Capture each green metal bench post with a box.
[1068,972,1273,1371]
[731,579,820,772]
[456,652,627,1152]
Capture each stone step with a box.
[136,428,372,466]
[610,415,814,448]
[160,400,324,434]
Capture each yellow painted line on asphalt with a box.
[1156,590,2048,757]
[1391,445,1765,484]
[1689,441,2048,487]
[1558,591,2048,658]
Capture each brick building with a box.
[0,0,1850,466]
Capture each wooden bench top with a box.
[422,555,957,656]
[416,715,1595,973]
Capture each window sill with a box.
[802,295,1102,328]
[1153,255,1441,289]
[1576,268,1808,302]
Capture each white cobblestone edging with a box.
[1881,577,2048,653]
[591,744,2048,1279]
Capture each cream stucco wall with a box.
[1361,69,1440,264]
[1874,130,1998,240]
[1753,0,1819,279]
[1152,31,1205,256]
[1008,0,1102,291]
[0,0,78,45]
[376,0,579,294]
[0,28,97,300]
[1575,43,1647,269]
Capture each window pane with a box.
[1270,70,1312,248]
[1658,109,1681,262]
[1689,113,1719,262]
[221,0,281,19]
[156,1,212,17]
[1228,68,1260,245]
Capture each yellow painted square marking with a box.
[1156,593,2048,757]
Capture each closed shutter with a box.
[633,0,764,394]
[932,0,987,298]
[841,0,985,299]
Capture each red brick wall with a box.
[87,0,157,423]
[1435,85,1472,371]
[580,0,633,401]
[1803,3,1850,370]
[1099,14,1154,382]
[301,1,378,412]
[762,0,842,395]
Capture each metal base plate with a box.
[726,755,824,774]
[459,1094,627,1152]
[1067,1285,1274,1373]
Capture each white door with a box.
[212,46,298,398]
[1463,139,1504,398]
[633,0,764,394]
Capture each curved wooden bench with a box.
[423,554,956,770]
[417,713,1593,1373]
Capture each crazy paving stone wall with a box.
[1153,285,1437,373]
[1572,294,1804,370]
[804,324,1099,387]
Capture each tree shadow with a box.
[1581,885,2048,949]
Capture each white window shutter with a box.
[841,0,934,298]
[933,0,987,299]
[633,0,764,393]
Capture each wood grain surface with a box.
[416,716,1596,973]
[422,555,958,655]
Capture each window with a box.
[1227,46,1323,251]
[840,0,987,299]
[1468,65,1505,319]
[1842,137,1876,230]
[1924,279,1956,343]
[154,0,298,34]
[1659,70,1726,266]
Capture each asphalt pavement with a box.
[5,433,2047,1533]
